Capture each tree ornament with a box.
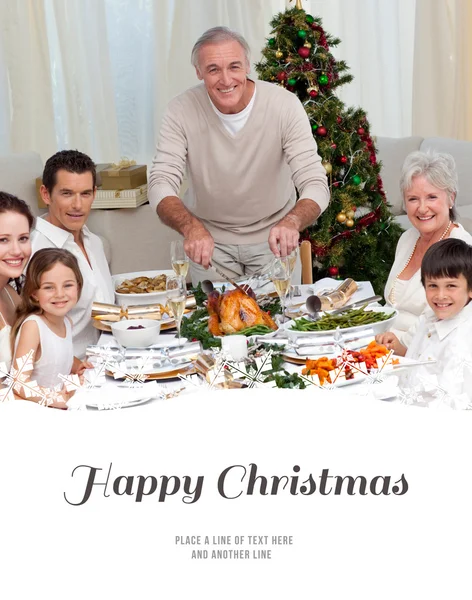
[336,212,347,223]
[275,50,283,59]
[352,174,361,185]
[330,143,337,149]
[336,116,342,124]
[308,88,318,98]
[346,209,355,219]
[297,30,307,40]
[346,218,355,227]
[298,47,310,59]
[311,124,318,132]
[288,77,297,86]
[268,38,276,47]
[303,41,312,48]
[338,155,348,164]
[276,71,288,81]
[316,126,327,137]
[306,14,315,24]
[318,73,329,85]
[291,0,304,9]
[328,266,339,277]
[357,127,365,135]
[322,161,332,174]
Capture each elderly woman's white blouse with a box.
[384,223,472,345]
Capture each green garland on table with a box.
[180,308,221,349]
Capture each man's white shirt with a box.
[31,218,114,358]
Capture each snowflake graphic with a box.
[0,351,55,406]
[225,349,275,388]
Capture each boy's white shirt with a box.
[403,301,472,408]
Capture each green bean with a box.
[290,308,391,332]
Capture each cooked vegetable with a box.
[290,306,392,332]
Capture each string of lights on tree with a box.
[255,0,403,293]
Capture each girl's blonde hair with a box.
[11,248,83,349]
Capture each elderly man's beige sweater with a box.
[149,80,329,244]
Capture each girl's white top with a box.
[13,315,74,388]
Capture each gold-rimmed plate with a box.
[93,316,176,333]
[105,364,195,381]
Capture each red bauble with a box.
[332,182,340,187]
[309,89,318,98]
[338,155,348,164]
[328,266,339,277]
[357,127,365,136]
[336,116,342,124]
[298,47,310,59]
[276,71,288,81]
[330,143,337,149]
[316,126,327,136]
[370,153,377,164]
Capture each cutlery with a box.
[202,263,249,296]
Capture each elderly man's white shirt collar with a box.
[35,216,91,247]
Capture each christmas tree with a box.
[255,0,403,295]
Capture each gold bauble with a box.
[304,42,312,49]
[346,218,355,227]
[346,209,355,219]
[275,50,283,59]
[336,212,347,223]
[322,161,332,174]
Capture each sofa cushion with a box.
[376,136,424,215]
[420,137,472,208]
[0,151,46,219]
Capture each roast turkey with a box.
[207,289,277,336]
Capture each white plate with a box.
[86,396,154,409]
[284,306,398,339]
[112,270,175,306]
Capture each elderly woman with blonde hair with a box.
[385,151,472,344]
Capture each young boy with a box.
[376,238,472,407]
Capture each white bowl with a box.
[111,319,162,348]
[112,270,175,307]
[284,306,398,340]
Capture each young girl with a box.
[11,248,91,408]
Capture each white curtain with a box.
[413,0,472,140]
[0,0,416,164]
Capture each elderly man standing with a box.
[149,26,329,284]
[32,150,114,357]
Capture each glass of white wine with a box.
[271,257,291,324]
[287,246,298,276]
[166,275,187,347]
[171,240,189,278]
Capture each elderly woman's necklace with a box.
[388,220,453,305]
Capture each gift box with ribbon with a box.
[100,159,147,190]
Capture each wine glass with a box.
[170,240,189,278]
[287,246,299,276]
[166,275,187,347]
[271,257,291,324]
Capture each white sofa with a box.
[1,137,472,275]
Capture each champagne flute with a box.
[287,246,299,276]
[166,275,187,347]
[271,257,291,324]
[171,240,189,278]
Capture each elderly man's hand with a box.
[184,225,214,269]
[268,215,300,257]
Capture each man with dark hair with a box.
[31,150,114,357]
